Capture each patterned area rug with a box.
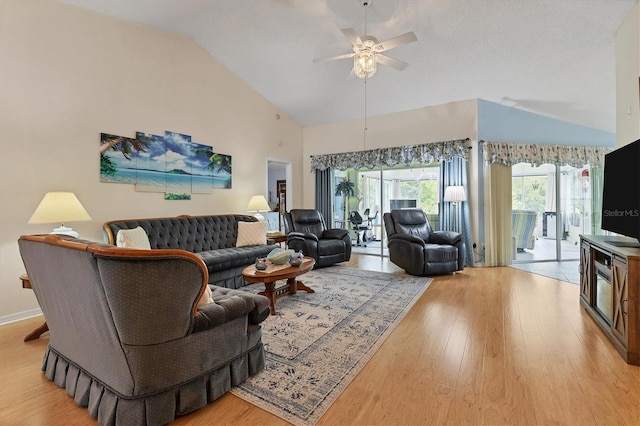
[233,267,432,425]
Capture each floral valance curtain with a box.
[482,141,612,167]
[310,138,470,171]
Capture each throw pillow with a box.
[236,221,267,247]
[116,226,151,250]
[197,285,213,308]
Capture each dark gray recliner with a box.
[18,234,270,426]
[383,209,465,276]
[284,209,352,268]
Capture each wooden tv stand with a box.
[579,235,640,365]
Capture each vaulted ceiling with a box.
[59,0,638,132]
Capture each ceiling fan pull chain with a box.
[364,78,368,149]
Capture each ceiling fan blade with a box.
[373,31,417,52]
[313,52,355,63]
[376,54,408,70]
[341,28,361,46]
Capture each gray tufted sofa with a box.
[18,233,270,426]
[103,214,274,289]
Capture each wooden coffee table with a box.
[242,256,315,315]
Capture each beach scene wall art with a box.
[100,131,232,200]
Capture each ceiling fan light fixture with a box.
[354,47,376,79]
[311,0,416,79]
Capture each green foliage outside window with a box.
[512,176,546,212]
[399,180,439,213]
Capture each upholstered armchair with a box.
[383,209,465,276]
[18,234,270,426]
[512,209,537,254]
[284,209,352,268]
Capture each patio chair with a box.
[512,210,537,254]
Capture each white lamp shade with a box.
[443,186,466,203]
[28,192,92,225]
[247,195,270,212]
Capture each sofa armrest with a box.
[287,231,319,242]
[322,228,349,240]
[428,231,462,246]
[192,287,270,333]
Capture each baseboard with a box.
[0,308,43,326]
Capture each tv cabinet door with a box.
[580,241,592,304]
[611,257,629,347]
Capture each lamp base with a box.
[52,225,79,238]
[253,213,266,221]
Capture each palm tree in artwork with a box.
[99,134,150,159]
[193,148,232,175]
[100,134,152,177]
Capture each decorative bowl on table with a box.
[289,250,304,266]
[267,248,294,265]
[255,257,268,270]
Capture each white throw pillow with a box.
[116,226,151,250]
[197,285,213,308]
[236,221,267,247]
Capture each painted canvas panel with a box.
[190,142,215,194]
[134,132,167,193]
[100,133,141,184]
[99,130,232,198]
[211,153,232,189]
[163,131,192,200]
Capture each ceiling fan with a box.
[313,1,417,79]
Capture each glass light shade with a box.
[443,186,467,203]
[354,48,377,79]
[28,192,92,237]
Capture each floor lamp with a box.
[443,186,466,232]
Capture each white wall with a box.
[616,1,640,146]
[0,1,303,321]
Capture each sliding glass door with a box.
[512,162,602,263]
[332,164,440,257]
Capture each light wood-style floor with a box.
[1,255,639,425]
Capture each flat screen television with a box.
[390,199,417,210]
[601,138,640,247]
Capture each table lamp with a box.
[28,192,92,238]
[247,195,271,221]
[443,185,466,232]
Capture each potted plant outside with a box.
[335,178,355,223]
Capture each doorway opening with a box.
[267,159,291,232]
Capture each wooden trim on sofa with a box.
[19,234,210,317]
